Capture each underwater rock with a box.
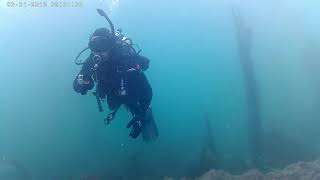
[163,177,175,180]
[0,158,31,180]
[197,169,233,180]
[170,159,320,180]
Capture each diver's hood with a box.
[75,10,116,65]
[88,28,114,53]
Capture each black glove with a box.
[126,116,143,139]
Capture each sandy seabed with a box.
[165,159,320,180]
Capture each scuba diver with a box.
[73,9,158,141]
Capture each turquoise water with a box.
[1,0,320,179]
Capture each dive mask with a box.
[89,35,113,53]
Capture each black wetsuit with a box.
[73,44,152,127]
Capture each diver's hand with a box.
[126,116,143,139]
[77,74,90,85]
[73,74,94,95]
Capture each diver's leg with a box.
[126,73,157,141]
[126,72,152,114]
[107,94,121,110]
